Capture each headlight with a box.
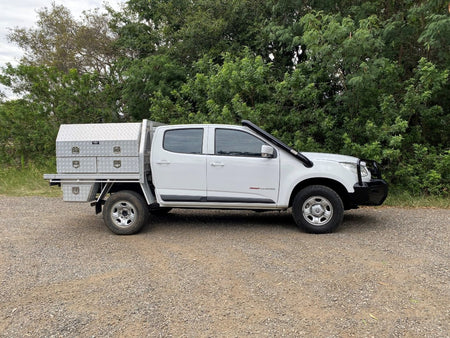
[340,162,369,177]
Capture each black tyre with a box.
[103,190,149,235]
[292,185,344,234]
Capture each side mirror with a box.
[261,145,275,158]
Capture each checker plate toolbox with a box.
[44,120,162,202]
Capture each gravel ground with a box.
[0,196,449,337]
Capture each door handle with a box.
[156,160,171,165]
[211,162,224,167]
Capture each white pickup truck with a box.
[44,120,388,234]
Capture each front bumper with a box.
[350,179,388,206]
[349,159,388,207]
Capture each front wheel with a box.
[103,190,149,235]
[292,185,344,234]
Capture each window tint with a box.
[215,129,265,157]
[163,129,203,154]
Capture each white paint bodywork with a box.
[150,124,366,210]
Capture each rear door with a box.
[206,127,280,204]
[151,127,207,202]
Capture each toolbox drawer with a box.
[96,157,139,173]
[57,157,97,173]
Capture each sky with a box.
[0,0,124,68]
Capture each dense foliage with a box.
[1,0,449,196]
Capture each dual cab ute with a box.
[44,120,388,234]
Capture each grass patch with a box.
[0,164,61,197]
[383,189,449,209]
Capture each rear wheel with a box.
[103,190,149,235]
[292,185,344,233]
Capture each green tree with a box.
[1,0,448,195]
[0,4,122,164]
[0,99,55,165]
[149,51,274,124]
[1,64,120,124]
[8,4,118,74]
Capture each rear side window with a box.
[163,128,203,154]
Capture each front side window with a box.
[215,129,265,157]
[163,128,203,154]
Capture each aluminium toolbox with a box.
[62,182,100,202]
[56,122,142,174]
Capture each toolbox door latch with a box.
[113,160,121,169]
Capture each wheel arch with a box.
[289,178,352,210]
[109,182,144,195]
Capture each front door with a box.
[207,127,280,204]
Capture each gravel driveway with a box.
[0,196,448,337]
